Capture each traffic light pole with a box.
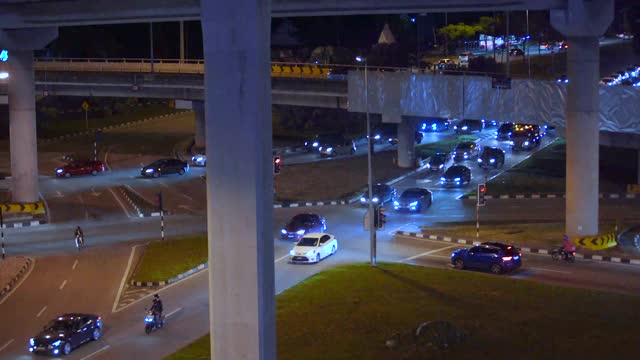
[476,203,480,239]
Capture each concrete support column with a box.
[201,0,275,359]
[397,118,415,168]
[192,100,205,149]
[8,50,39,203]
[637,149,640,183]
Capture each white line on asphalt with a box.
[529,267,571,274]
[0,339,14,353]
[182,193,193,201]
[72,259,78,270]
[158,181,169,188]
[59,280,67,290]
[79,345,111,360]
[36,306,47,318]
[108,187,132,218]
[275,254,289,263]
[165,307,183,318]
[402,245,458,262]
[112,244,144,313]
[0,258,36,306]
[104,145,113,171]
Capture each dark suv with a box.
[452,141,479,162]
[451,242,522,274]
[454,119,483,133]
[141,158,189,177]
[496,122,514,140]
[477,146,505,168]
[426,152,448,172]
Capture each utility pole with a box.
[150,22,155,73]
[526,10,531,79]
[179,21,185,63]
[158,192,165,241]
[1,206,4,260]
[506,10,511,79]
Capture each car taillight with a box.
[502,256,512,261]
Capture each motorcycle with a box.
[144,310,164,334]
[551,247,575,263]
[74,235,84,251]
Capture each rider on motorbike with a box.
[151,294,163,324]
[560,234,576,260]
[74,226,84,246]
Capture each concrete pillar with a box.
[8,50,38,203]
[397,118,415,168]
[551,0,614,238]
[637,149,640,184]
[193,100,205,149]
[201,0,275,359]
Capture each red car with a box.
[56,160,105,177]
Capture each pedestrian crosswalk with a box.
[115,284,161,311]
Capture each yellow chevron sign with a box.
[573,232,618,251]
[0,201,46,215]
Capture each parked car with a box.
[496,122,514,140]
[304,134,346,152]
[453,119,483,134]
[421,118,450,132]
[29,314,103,356]
[289,233,338,264]
[141,158,189,177]
[426,152,448,172]
[55,160,105,178]
[191,153,206,166]
[319,138,356,157]
[393,188,432,212]
[440,165,471,186]
[359,183,396,205]
[477,146,505,168]
[452,141,479,162]
[280,213,327,241]
[451,242,522,274]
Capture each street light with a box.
[356,55,376,267]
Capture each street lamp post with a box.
[356,56,376,267]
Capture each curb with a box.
[116,185,166,218]
[2,220,46,229]
[460,193,637,200]
[129,262,207,287]
[395,231,640,266]
[0,257,34,300]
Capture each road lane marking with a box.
[36,306,47,318]
[59,280,67,290]
[79,345,111,360]
[402,245,457,262]
[72,259,78,270]
[165,307,183,318]
[104,145,113,171]
[529,267,571,274]
[0,339,14,353]
[108,187,132,218]
[158,181,169,189]
[182,193,193,201]
[112,244,145,313]
[275,254,289,263]
[0,258,36,306]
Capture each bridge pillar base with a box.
[8,50,39,203]
[397,117,415,169]
[201,0,275,359]
[193,100,205,149]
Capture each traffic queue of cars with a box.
[599,64,640,87]
[55,156,190,179]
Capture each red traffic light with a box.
[275,157,281,164]
[479,184,487,193]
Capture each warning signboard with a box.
[573,232,618,251]
[81,101,90,111]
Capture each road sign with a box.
[627,184,640,194]
[573,232,618,251]
[81,101,90,111]
[0,50,7,62]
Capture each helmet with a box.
[154,294,160,299]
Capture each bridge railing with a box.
[33,57,503,80]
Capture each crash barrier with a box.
[0,202,46,215]
[627,184,640,194]
[573,232,618,251]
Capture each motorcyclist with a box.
[561,234,576,260]
[151,294,163,325]
[74,226,84,246]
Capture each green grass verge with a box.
[165,263,640,360]
[130,236,207,283]
[415,135,476,159]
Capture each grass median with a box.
[130,235,207,283]
[165,262,640,360]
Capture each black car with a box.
[426,152,448,172]
[319,138,356,157]
[451,242,522,274]
[359,183,396,205]
[508,48,525,56]
[304,134,346,153]
[141,158,189,177]
[420,118,450,132]
[477,146,505,168]
[280,213,327,241]
[496,122,514,140]
[29,314,103,356]
[454,119,483,133]
[440,165,471,186]
[393,188,432,212]
[510,124,541,151]
[373,124,423,145]
[452,141,479,162]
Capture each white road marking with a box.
[182,193,193,201]
[275,254,289,263]
[0,258,36,306]
[402,245,458,262]
[0,339,14,353]
[36,306,47,318]
[79,345,111,360]
[112,244,145,313]
[55,191,64,198]
[529,267,571,274]
[387,223,414,236]
[165,307,183,318]
[72,259,78,270]
[103,145,113,171]
[59,280,67,290]
[108,187,132,218]
[158,181,169,188]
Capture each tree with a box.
[437,23,482,55]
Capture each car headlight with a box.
[360,197,366,203]
[372,197,379,203]
[374,134,381,140]
[461,126,468,130]
[29,338,35,346]
[421,123,426,130]
[426,163,431,168]
[490,158,496,163]
[439,164,444,169]
[326,147,333,153]
[431,123,437,130]
[312,142,319,147]
[409,201,418,207]
[454,177,461,181]
[52,340,62,347]
[304,141,308,146]
[296,230,305,235]
[477,158,483,163]
[393,200,399,206]
[145,168,154,173]
[289,249,295,256]
[453,125,458,129]
[56,168,63,174]
[280,229,287,234]
[464,154,468,158]
[318,147,323,151]
[508,141,514,145]
[440,177,446,181]
[524,141,530,146]
[196,156,204,162]
[508,132,512,136]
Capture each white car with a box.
[289,233,338,264]
[191,154,206,166]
